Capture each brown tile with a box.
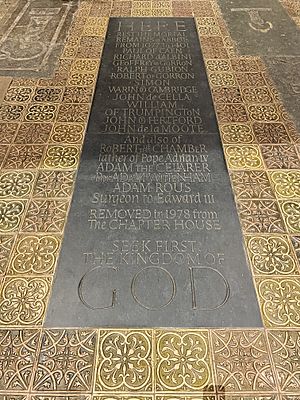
[0,145,9,167]
[111,2,132,17]
[252,122,291,144]
[245,235,299,275]
[21,199,69,233]
[62,87,93,104]
[8,235,60,275]
[95,330,153,392]
[77,37,104,58]
[2,145,45,169]
[33,330,97,391]
[24,104,57,123]
[0,329,40,390]
[56,104,90,123]
[0,123,18,144]
[191,1,215,16]
[4,87,33,103]
[200,37,228,59]
[14,123,52,144]
[230,57,260,72]
[33,170,75,198]
[172,1,193,16]
[0,235,15,275]
[32,87,63,103]
[90,0,113,16]
[230,171,274,199]
[235,72,267,87]
[0,105,24,122]
[205,59,232,72]
[237,199,285,233]
[211,330,276,392]
[260,145,300,169]
[212,87,242,103]
[155,330,213,392]
[67,72,97,87]
[268,330,300,392]
[256,277,300,327]
[215,103,249,123]
[0,277,51,326]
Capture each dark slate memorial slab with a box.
[217,0,300,56]
[46,18,262,327]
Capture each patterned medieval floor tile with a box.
[0,105,25,122]
[155,396,216,400]
[3,87,33,104]
[2,145,45,169]
[0,200,26,233]
[224,145,263,169]
[217,395,279,400]
[33,171,76,198]
[21,199,69,233]
[199,37,228,59]
[32,88,64,104]
[0,235,15,275]
[260,145,300,169]
[269,171,300,199]
[252,123,292,144]
[241,87,273,104]
[279,200,300,234]
[0,123,18,144]
[30,396,92,400]
[255,278,300,327]
[291,236,300,264]
[50,124,85,144]
[230,171,275,199]
[267,330,300,393]
[56,105,90,124]
[14,123,52,145]
[94,396,153,400]
[211,87,242,103]
[0,277,52,326]
[33,329,97,392]
[0,395,29,400]
[236,200,285,233]
[245,235,299,276]
[24,105,57,123]
[95,330,153,392]
[219,123,255,144]
[62,87,94,105]
[215,103,249,123]
[211,330,277,393]
[0,329,41,391]
[0,171,36,199]
[155,330,214,393]
[247,104,281,124]
[6,235,61,276]
[42,146,80,170]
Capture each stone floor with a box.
[0,0,300,398]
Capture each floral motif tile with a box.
[33,329,97,392]
[21,199,69,233]
[245,235,299,275]
[3,88,33,104]
[260,145,300,169]
[0,200,26,233]
[256,278,300,327]
[155,331,213,392]
[211,330,276,392]
[267,330,300,392]
[95,330,152,392]
[279,200,300,234]
[291,236,300,264]
[24,105,57,123]
[0,329,40,391]
[219,123,255,144]
[33,171,76,198]
[237,200,285,233]
[269,171,300,198]
[50,124,84,144]
[43,146,80,169]
[7,235,60,275]
[224,145,263,169]
[32,88,63,103]
[0,171,35,199]
[230,171,274,199]
[0,105,25,122]
[0,277,52,326]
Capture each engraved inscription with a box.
[231,8,273,33]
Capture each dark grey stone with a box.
[45,18,262,328]
[264,56,300,131]
[217,0,300,56]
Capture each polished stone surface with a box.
[45,18,262,327]
[217,0,300,56]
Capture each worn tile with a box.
[7,235,60,276]
[209,72,237,87]
[95,330,152,392]
[260,145,300,169]
[212,87,242,103]
[21,199,69,233]
[215,103,249,123]
[50,124,84,144]
[33,171,76,198]
[0,277,51,326]
[32,88,63,103]
[220,123,255,144]
[77,37,104,58]
[241,87,273,104]
[279,200,300,233]
[0,200,26,233]
[33,329,97,392]
[4,87,33,103]
[224,145,263,169]
[0,329,40,391]
[256,277,300,327]
[291,236,300,264]
[2,145,45,169]
[0,171,35,199]
[62,87,93,104]
[0,235,15,275]
[14,123,52,144]
[211,330,276,392]
[237,199,285,233]
[0,123,18,144]
[43,146,80,169]
[205,59,232,72]
[245,235,299,275]
[155,330,213,392]
[230,171,274,199]
[230,57,260,73]
[56,104,90,124]
[247,104,280,123]
[268,330,300,392]
[269,171,300,198]
[24,104,57,123]
[235,72,267,87]
[252,122,291,144]
[200,37,228,58]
